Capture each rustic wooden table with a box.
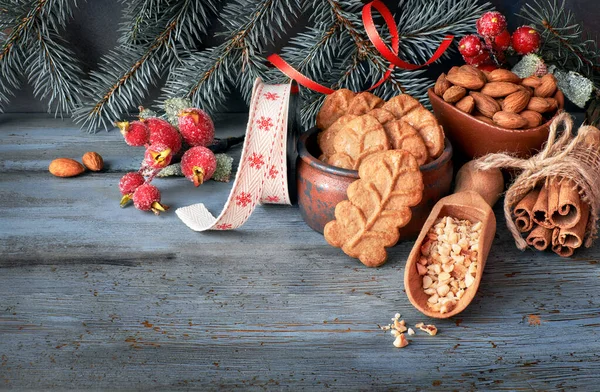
[1,113,599,390]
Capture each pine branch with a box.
[161,0,302,115]
[74,0,219,132]
[519,0,600,85]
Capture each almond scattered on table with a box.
[380,313,438,348]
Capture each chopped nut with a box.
[417,323,438,336]
[407,328,415,336]
[423,275,433,289]
[415,322,424,329]
[417,263,428,275]
[393,333,409,348]
[394,313,401,320]
[391,329,400,337]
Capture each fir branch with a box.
[519,0,600,85]
[75,0,219,132]
[161,0,302,115]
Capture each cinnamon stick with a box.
[549,179,581,229]
[551,228,575,258]
[526,225,553,251]
[556,202,590,249]
[513,189,540,232]
[532,184,553,228]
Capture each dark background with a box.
[5,0,599,113]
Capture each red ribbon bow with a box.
[267,0,454,94]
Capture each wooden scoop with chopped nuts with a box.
[404,161,504,318]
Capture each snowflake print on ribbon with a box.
[216,223,233,230]
[256,116,274,131]
[268,165,279,179]
[266,195,280,203]
[248,153,265,169]
[235,192,253,207]
[264,92,279,101]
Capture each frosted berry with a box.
[476,11,507,37]
[493,29,511,51]
[116,120,149,147]
[177,108,215,147]
[512,26,541,55]
[181,146,217,187]
[132,183,168,215]
[119,172,145,207]
[144,142,173,169]
[477,64,498,72]
[458,35,482,58]
[463,50,491,66]
[146,117,182,154]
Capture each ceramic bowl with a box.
[428,88,564,159]
[297,127,453,238]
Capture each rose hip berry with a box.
[116,120,149,147]
[146,117,182,154]
[119,172,145,207]
[458,35,482,58]
[132,183,168,215]
[493,29,511,51]
[144,142,173,169]
[512,26,541,55]
[181,146,217,187]
[476,11,507,38]
[177,108,215,147]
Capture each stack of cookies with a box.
[316,90,445,170]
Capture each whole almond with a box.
[520,110,543,128]
[434,73,452,96]
[470,91,501,118]
[481,82,520,97]
[502,90,530,113]
[487,69,521,83]
[460,65,487,83]
[443,85,466,103]
[82,151,104,171]
[534,74,557,98]
[49,158,85,178]
[493,111,528,129]
[522,76,542,88]
[474,114,495,125]
[446,68,485,90]
[546,97,558,111]
[527,96,552,113]
[455,96,475,114]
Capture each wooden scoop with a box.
[404,160,504,319]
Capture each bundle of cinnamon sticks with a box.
[513,178,589,257]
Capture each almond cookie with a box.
[326,152,355,170]
[332,114,390,170]
[316,89,356,130]
[317,114,358,160]
[346,92,384,116]
[324,150,424,267]
[383,120,429,166]
[368,108,395,125]
[382,94,421,119]
[401,107,445,159]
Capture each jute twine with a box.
[475,112,600,250]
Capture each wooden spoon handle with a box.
[454,160,504,207]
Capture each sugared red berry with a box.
[116,121,149,147]
[132,183,168,215]
[493,29,511,51]
[181,146,217,187]
[458,35,482,58]
[118,172,146,207]
[144,142,173,169]
[477,64,498,72]
[476,11,507,37]
[463,50,491,66]
[146,117,182,154]
[178,108,215,147]
[512,26,541,55]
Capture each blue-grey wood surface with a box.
[1,113,599,391]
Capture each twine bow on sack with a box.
[474,112,600,250]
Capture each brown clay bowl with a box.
[428,88,564,159]
[297,127,453,239]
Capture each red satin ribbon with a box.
[267,0,454,94]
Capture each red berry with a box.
[476,11,507,37]
[493,29,511,51]
[146,117,182,154]
[477,64,498,72]
[116,121,149,147]
[119,172,145,207]
[463,50,491,66]
[458,35,482,58]
[144,142,173,169]
[132,183,168,215]
[181,146,217,187]
[177,108,215,147]
[512,26,541,55]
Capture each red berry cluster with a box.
[458,11,541,68]
[117,109,217,215]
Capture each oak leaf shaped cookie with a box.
[328,114,390,170]
[317,114,358,160]
[401,107,445,159]
[324,150,424,267]
[346,92,384,115]
[383,119,429,165]
[316,89,356,130]
[382,95,421,118]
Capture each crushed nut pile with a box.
[419,216,482,314]
[379,314,438,348]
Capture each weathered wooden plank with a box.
[1,115,599,390]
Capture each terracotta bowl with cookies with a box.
[429,66,564,159]
[297,91,453,239]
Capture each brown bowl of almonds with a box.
[429,65,564,159]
